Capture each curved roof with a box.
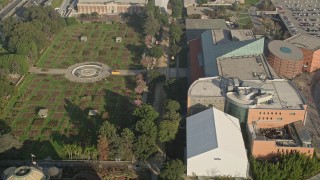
[188,77,224,97]
[268,40,303,61]
[4,166,48,180]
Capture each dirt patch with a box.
[21,112,34,118]
[52,112,64,119]
[56,105,65,112]
[41,84,49,89]
[29,129,40,137]
[15,119,30,128]
[32,118,45,127]
[43,128,53,136]
[12,130,25,137]
[48,120,60,127]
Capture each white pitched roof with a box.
[187,107,247,159]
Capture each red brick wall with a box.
[252,140,314,158]
[247,108,307,128]
[268,53,303,79]
[311,49,320,72]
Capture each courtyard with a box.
[0,22,144,159]
[37,22,144,70]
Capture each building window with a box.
[275,112,277,115]
[263,112,265,115]
[271,112,273,115]
[259,112,261,114]
[290,112,296,115]
[308,150,310,153]
[279,113,282,115]
[277,118,282,120]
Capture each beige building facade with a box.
[77,0,147,15]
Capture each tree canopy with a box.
[160,159,185,180]
[158,99,181,142]
[0,54,28,75]
[169,23,183,44]
[164,99,180,112]
[135,119,157,140]
[132,104,159,121]
[170,0,183,18]
[133,134,158,160]
[144,14,161,37]
[148,46,163,59]
[251,153,320,180]
[0,134,22,153]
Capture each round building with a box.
[2,166,49,180]
[268,40,304,79]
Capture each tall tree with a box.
[97,135,109,160]
[135,119,157,140]
[148,46,163,59]
[133,134,158,160]
[164,99,180,112]
[132,104,159,121]
[158,120,179,142]
[160,159,185,180]
[119,128,135,161]
[144,14,161,37]
[170,23,183,44]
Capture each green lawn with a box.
[0,74,136,159]
[243,0,260,6]
[238,17,252,28]
[0,0,10,9]
[50,0,64,8]
[0,22,144,159]
[37,23,144,70]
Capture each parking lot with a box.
[272,0,320,37]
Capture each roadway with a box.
[0,0,23,19]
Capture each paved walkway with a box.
[29,67,67,75]
[29,67,187,78]
[0,159,131,168]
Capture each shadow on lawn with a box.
[125,44,145,70]
[103,89,134,129]
[0,140,60,160]
[50,89,134,150]
[0,88,135,160]
[125,14,144,34]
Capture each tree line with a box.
[251,153,320,180]
[0,6,79,115]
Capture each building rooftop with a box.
[2,166,48,180]
[230,30,255,41]
[248,120,312,148]
[212,30,232,44]
[187,107,247,160]
[217,55,277,80]
[188,77,225,97]
[226,79,307,109]
[200,30,266,77]
[285,33,320,51]
[268,40,303,61]
[186,19,228,42]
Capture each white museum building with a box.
[186,107,249,178]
